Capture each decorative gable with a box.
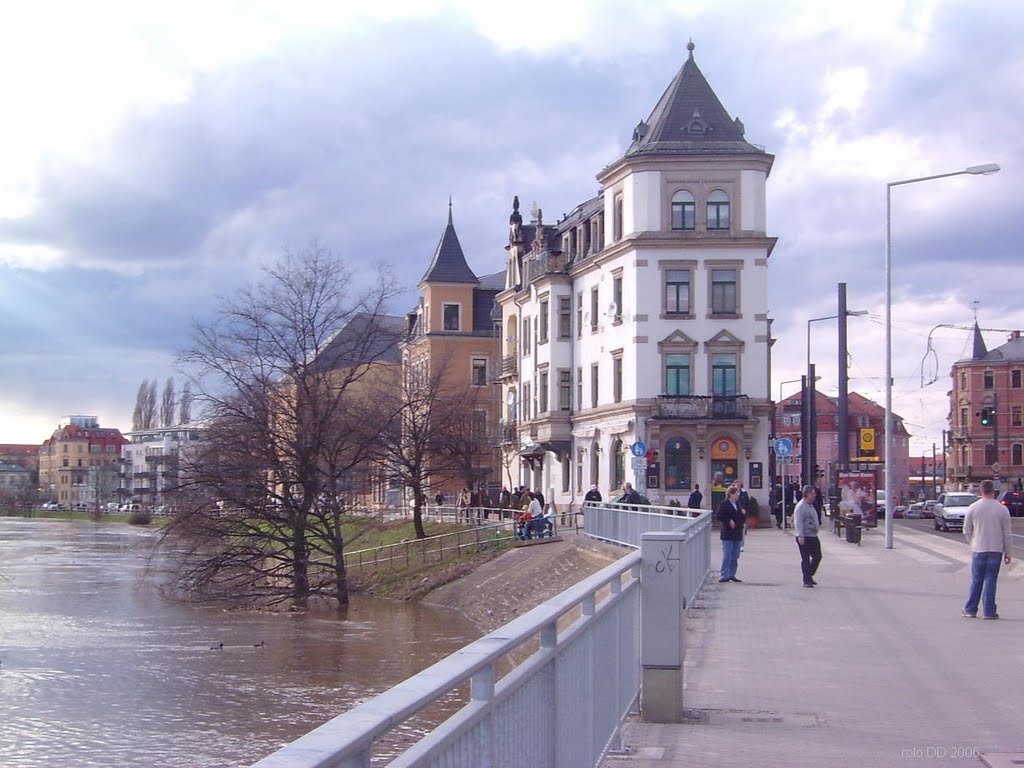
[704,329,744,351]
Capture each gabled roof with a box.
[620,41,769,161]
[312,313,406,371]
[419,204,478,285]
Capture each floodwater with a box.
[0,518,480,767]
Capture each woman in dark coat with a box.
[717,486,745,582]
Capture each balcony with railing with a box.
[655,394,751,420]
[524,251,567,284]
[500,355,518,379]
[495,424,517,446]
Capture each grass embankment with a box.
[1,508,172,527]
[341,519,515,601]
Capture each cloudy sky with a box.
[1,0,1021,455]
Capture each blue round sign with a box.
[774,437,794,457]
[630,441,648,458]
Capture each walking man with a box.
[794,485,822,588]
[687,484,703,509]
[717,485,745,583]
[962,479,1012,619]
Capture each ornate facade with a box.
[496,43,775,512]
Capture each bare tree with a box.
[167,243,401,608]
[438,387,498,495]
[178,382,193,425]
[366,352,482,539]
[132,379,149,431]
[160,378,176,427]
[140,380,158,429]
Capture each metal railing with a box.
[252,502,712,767]
[343,522,517,571]
[253,550,642,768]
[654,394,751,420]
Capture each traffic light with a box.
[980,407,995,427]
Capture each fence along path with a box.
[252,501,711,768]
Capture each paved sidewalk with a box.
[605,522,1024,768]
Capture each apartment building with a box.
[948,325,1024,491]
[39,416,126,507]
[496,42,774,512]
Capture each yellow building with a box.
[38,416,126,507]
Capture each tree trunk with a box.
[413,496,426,539]
[291,523,311,605]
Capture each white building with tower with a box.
[495,42,775,512]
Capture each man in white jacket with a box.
[962,479,1013,620]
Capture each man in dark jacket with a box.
[617,483,643,504]
[687,484,703,509]
[717,486,745,582]
[584,485,602,503]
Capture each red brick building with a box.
[948,325,1024,491]
[773,388,912,502]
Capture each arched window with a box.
[664,437,692,491]
[706,189,730,230]
[1013,443,1023,466]
[611,438,625,489]
[671,190,695,230]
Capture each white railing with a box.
[583,502,703,549]
[252,550,641,768]
[251,502,712,767]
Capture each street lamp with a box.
[778,376,820,404]
[884,162,1000,549]
[807,311,868,371]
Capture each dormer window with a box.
[685,108,708,135]
[671,190,696,230]
[706,190,730,231]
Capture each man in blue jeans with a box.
[962,479,1012,620]
[717,486,745,582]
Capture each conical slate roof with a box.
[971,321,988,360]
[420,204,478,285]
[623,41,766,159]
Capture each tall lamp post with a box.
[884,163,1000,549]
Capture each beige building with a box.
[404,205,504,499]
[39,416,126,507]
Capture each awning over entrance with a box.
[519,440,573,462]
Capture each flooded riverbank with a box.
[0,518,480,767]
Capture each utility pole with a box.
[932,443,937,497]
[800,374,808,485]
[993,390,1000,489]
[837,283,850,469]
[808,363,817,487]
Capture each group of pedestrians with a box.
[512,488,556,540]
[716,477,1013,619]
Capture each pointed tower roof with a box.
[621,40,767,161]
[419,201,478,285]
[970,321,988,360]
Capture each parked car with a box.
[892,504,907,519]
[923,500,938,518]
[905,502,925,518]
[996,490,1024,517]
[41,501,60,510]
[933,492,978,532]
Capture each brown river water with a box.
[0,518,480,767]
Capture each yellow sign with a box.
[859,428,875,455]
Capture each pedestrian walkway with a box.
[605,522,1024,768]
